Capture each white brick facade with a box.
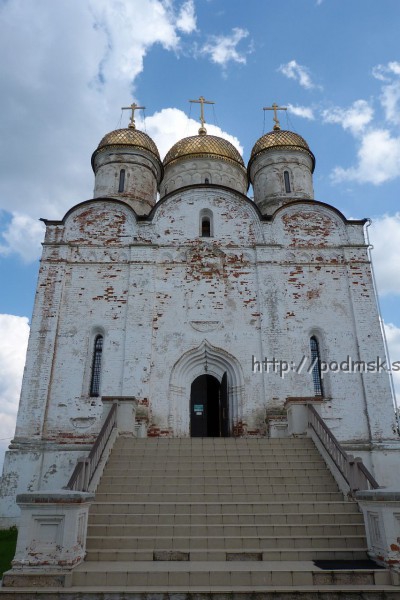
[1,124,399,526]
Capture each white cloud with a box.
[0,213,45,263]
[380,81,400,126]
[369,213,400,296]
[0,0,200,262]
[326,63,400,185]
[287,103,315,120]
[89,0,186,78]
[331,128,400,185]
[372,62,400,125]
[384,322,400,408]
[140,108,243,159]
[278,60,321,90]
[322,100,373,135]
[200,27,250,68]
[0,0,198,222]
[372,61,400,82]
[176,0,197,33]
[0,315,30,472]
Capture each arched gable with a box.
[150,188,264,245]
[270,201,365,247]
[63,199,137,245]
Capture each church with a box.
[1,99,400,595]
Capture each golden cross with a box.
[121,102,145,129]
[263,102,287,131]
[189,96,215,134]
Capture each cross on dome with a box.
[189,96,215,135]
[263,102,287,131]
[121,102,146,130]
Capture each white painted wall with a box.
[1,146,399,525]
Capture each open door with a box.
[220,372,229,437]
[190,374,229,437]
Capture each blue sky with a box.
[1,0,400,467]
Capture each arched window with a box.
[310,336,323,396]
[284,170,291,193]
[199,209,214,238]
[205,177,210,184]
[90,335,103,397]
[201,217,211,237]
[118,169,126,193]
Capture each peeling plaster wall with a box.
[1,185,399,522]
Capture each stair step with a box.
[85,548,372,563]
[71,560,392,588]
[104,466,327,475]
[87,523,366,537]
[99,475,333,484]
[97,485,339,495]
[86,534,367,551]
[89,512,364,525]
[111,453,319,458]
[93,492,344,502]
[90,501,361,515]
[116,436,314,448]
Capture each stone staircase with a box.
[65,436,398,596]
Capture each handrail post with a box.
[75,457,87,491]
[347,455,358,494]
[82,458,90,492]
[352,457,367,492]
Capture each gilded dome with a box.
[92,127,161,169]
[163,134,245,168]
[250,129,315,172]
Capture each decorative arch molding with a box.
[168,340,245,437]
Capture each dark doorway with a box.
[190,373,229,437]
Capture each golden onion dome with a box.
[91,127,161,169]
[249,129,315,172]
[163,133,245,168]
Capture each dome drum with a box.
[249,130,315,216]
[160,156,248,198]
[92,128,163,215]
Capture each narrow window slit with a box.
[284,171,291,193]
[118,169,126,193]
[310,336,323,396]
[90,335,103,397]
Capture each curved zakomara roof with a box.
[42,195,362,233]
[163,134,245,168]
[249,129,316,172]
[267,198,367,226]
[91,128,161,170]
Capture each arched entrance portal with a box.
[190,373,229,437]
[168,341,244,437]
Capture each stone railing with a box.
[307,403,379,494]
[2,490,95,587]
[66,402,117,492]
[356,489,400,576]
[284,398,400,579]
[3,397,139,585]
